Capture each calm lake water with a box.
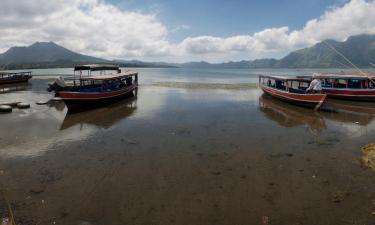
[1,67,375,225]
[7,67,375,84]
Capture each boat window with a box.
[332,79,347,88]
[322,79,331,87]
[369,80,375,88]
[299,82,309,88]
[268,79,275,87]
[348,79,361,89]
[261,77,271,86]
[275,80,286,90]
[291,81,300,88]
[262,78,275,87]
[330,79,339,88]
[325,79,334,88]
[362,80,368,89]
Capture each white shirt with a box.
[307,79,322,91]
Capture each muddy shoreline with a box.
[1,78,375,225]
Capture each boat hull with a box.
[0,76,32,85]
[260,85,326,109]
[323,88,375,101]
[59,84,137,110]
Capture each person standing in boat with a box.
[306,74,322,94]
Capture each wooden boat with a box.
[258,75,326,110]
[0,71,32,85]
[48,64,138,109]
[315,74,375,101]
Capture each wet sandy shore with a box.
[1,79,375,225]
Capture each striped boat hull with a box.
[323,88,375,101]
[260,84,326,109]
[59,84,137,109]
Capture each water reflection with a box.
[47,100,66,112]
[259,94,375,142]
[259,94,326,132]
[61,97,137,130]
[322,99,375,125]
[0,82,31,93]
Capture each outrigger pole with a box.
[323,41,366,75]
[323,40,375,85]
[334,60,354,70]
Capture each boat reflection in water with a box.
[46,100,67,112]
[322,99,375,125]
[259,94,326,134]
[60,95,137,130]
[260,93,375,137]
[0,82,31,94]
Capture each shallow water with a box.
[1,68,375,225]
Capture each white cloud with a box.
[0,0,375,62]
[0,0,171,59]
[177,0,375,61]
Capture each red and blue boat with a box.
[48,64,138,109]
[314,74,375,101]
[258,75,326,110]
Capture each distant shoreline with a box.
[2,66,375,71]
[0,64,177,70]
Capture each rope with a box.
[324,41,375,85]
[323,41,366,75]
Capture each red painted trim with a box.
[323,88,375,97]
[260,85,326,103]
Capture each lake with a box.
[1,67,375,225]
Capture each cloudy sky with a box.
[1,0,375,62]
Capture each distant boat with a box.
[258,75,326,110]
[317,74,375,101]
[0,71,32,85]
[48,64,138,109]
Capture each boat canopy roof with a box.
[74,64,120,71]
[80,71,137,81]
[316,73,375,79]
[259,75,310,82]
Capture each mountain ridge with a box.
[1,34,375,69]
[180,34,375,69]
